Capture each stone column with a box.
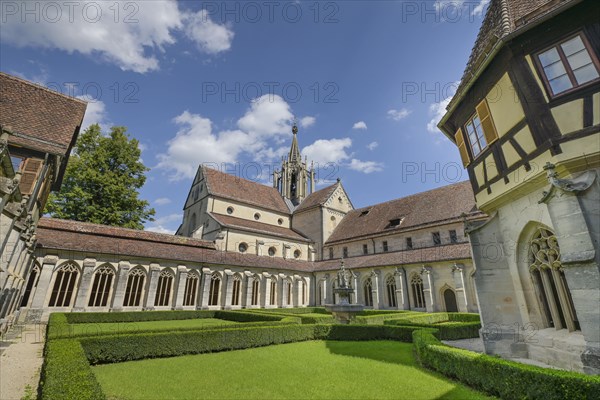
[421,266,435,312]
[111,261,131,311]
[174,266,188,310]
[373,270,384,309]
[351,272,359,305]
[30,256,57,310]
[244,272,253,308]
[199,267,212,309]
[73,258,96,311]
[223,270,234,309]
[144,264,160,310]
[394,269,409,310]
[262,273,271,308]
[452,264,469,312]
[294,275,302,307]
[277,274,285,308]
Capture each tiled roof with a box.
[325,181,482,244]
[36,218,314,272]
[0,72,87,156]
[203,166,290,214]
[209,213,311,242]
[449,0,580,110]
[315,243,472,271]
[294,182,339,213]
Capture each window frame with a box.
[533,31,600,99]
[406,237,413,250]
[342,247,348,258]
[362,244,368,255]
[449,230,458,244]
[432,232,441,246]
[464,113,488,158]
[382,241,388,252]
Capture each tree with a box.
[46,124,155,229]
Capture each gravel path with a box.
[0,324,45,400]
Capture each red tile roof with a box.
[294,182,339,213]
[209,213,311,242]
[203,166,290,214]
[36,218,314,272]
[315,243,472,271]
[0,72,87,156]
[325,181,483,244]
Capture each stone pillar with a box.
[144,264,160,310]
[394,269,409,310]
[452,264,469,312]
[544,174,600,374]
[421,266,435,312]
[244,272,254,308]
[111,261,131,311]
[294,275,302,307]
[351,272,359,305]
[30,256,57,310]
[73,258,96,311]
[262,273,271,308]
[174,266,188,310]
[223,270,234,309]
[373,270,384,309]
[199,267,212,309]
[277,274,285,307]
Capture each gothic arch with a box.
[409,272,426,309]
[208,271,223,306]
[20,262,42,308]
[384,274,397,308]
[88,263,117,308]
[48,261,81,308]
[154,268,175,307]
[123,266,147,307]
[183,270,200,307]
[231,273,243,306]
[439,284,458,312]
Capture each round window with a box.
[293,249,301,259]
[277,218,284,225]
[227,206,234,214]
[330,216,336,222]
[239,242,248,253]
[254,213,261,220]
[268,247,276,256]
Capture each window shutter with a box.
[18,158,43,195]
[475,99,499,145]
[454,128,470,167]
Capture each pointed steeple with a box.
[288,122,301,162]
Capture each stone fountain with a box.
[325,261,364,324]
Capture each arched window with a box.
[189,213,197,234]
[443,287,458,312]
[363,277,373,307]
[411,273,426,309]
[386,275,397,308]
[286,280,293,306]
[251,277,260,305]
[231,275,242,306]
[209,273,221,306]
[123,267,146,307]
[269,280,277,305]
[529,227,579,331]
[20,264,41,307]
[88,265,115,307]
[48,262,79,307]
[154,270,174,307]
[183,271,199,306]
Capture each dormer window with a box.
[535,33,600,97]
[360,210,370,217]
[386,218,403,229]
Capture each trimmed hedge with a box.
[40,339,105,400]
[62,310,217,324]
[413,329,600,400]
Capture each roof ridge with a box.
[0,72,88,105]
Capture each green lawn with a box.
[62,318,239,337]
[93,341,491,399]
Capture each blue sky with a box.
[0,0,489,233]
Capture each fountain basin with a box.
[324,303,364,324]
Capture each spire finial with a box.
[292,118,298,135]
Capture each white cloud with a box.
[427,97,452,134]
[237,95,293,138]
[145,213,182,235]
[1,1,234,73]
[77,95,109,131]
[300,116,316,128]
[348,159,384,174]
[387,108,412,121]
[184,9,234,54]
[145,225,175,235]
[367,141,378,151]
[352,121,367,130]
[154,197,172,206]
[302,138,352,165]
[472,0,490,16]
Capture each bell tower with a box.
[273,122,315,205]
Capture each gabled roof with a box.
[325,181,483,244]
[294,182,340,213]
[315,243,472,271]
[209,213,311,242]
[36,218,314,272]
[447,0,581,112]
[202,166,290,214]
[0,72,87,156]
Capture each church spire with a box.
[288,122,301,162]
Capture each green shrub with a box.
[325,325,428,342]
[40,339,105,400]
[80,325,319,364]
[353,311,418,325]
[413,329,600,400]
[62,310,216,324]
[214,310,293,322]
